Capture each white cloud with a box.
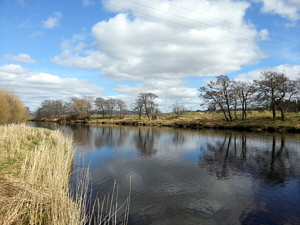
[30,31,44,38]
[115,79,197,100]
[114,79,201,111]
[236,64,300,81]
[82,0,93,6]
[258,29,269,41]
[43,12,62,29]
[256,0,300,22]
[53,0,265,81]
[0,64,105,110]
[5,53,35,64]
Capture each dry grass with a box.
[0,124,81,224]
[35,111,300,133]
[0,124,130,225]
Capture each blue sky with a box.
[0,0,299,111]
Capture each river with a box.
[27,122,300,225]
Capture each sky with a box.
[0,0,299,112]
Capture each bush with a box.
[0,88,27,124]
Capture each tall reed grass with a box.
[0,124,130,225]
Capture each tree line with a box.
[35,92,162,121]
[34,71,300,122]
[0,87,27,124]
[198,71,300,121]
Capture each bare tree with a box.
[255,71,298,121]
[95,97,106,118]
[105,98,116,119]
[233,81,256,120]
[255,71,284,120]
[172,101,186,118]
[198,75,234,122]
[70,96,94,120]
[231,86,239,120]
[152,108,162,120]
[39,100,53,118]
[116,99,127,119]
[51,100,67,119]
[132,98,144,120]
[276,79,299,121]
[36,100,66,119]
[137,93,158,121]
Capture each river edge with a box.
[0,124,83,224]
[29,114,300,133]
[0,124,131,225]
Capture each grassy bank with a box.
[0,124,131,225]
[0,124,84,224]
[32,111,300,133]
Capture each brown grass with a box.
[33,111,300,133]
[73,111,300,133]
[0,124,130,225]
[0,124,82,224]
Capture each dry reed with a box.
[0,124,130,225]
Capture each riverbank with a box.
[0,124,131,225]
[31,111,300,133]
[0,124,83,225]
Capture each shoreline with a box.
[0,124,131,225]
[29,112,300,133]
[0,124,83,224]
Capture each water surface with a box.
[28,122,300,225]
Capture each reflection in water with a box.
[199,132,299,188]
[27,122,300,225]
[134,128,158,156]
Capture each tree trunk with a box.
[234,106,238,120]
[271,103,276,120]
[279,108,286,121]
[221,108,230,122]
[228,110,232,121]
[146,112,151,121]
[226,105,232,121]
[241,99,245,120]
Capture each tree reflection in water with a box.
[134,127,158,156]
[27,122,300,224]
[199,132,299,187]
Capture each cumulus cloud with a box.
[0,64,105,110]
[43,12,62,29]
[115,80,198,100]
[5,53,35,64]
[256,0,300,22]
[235,64,300,81]
[53,0,266,81]
[114,79,201,110]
